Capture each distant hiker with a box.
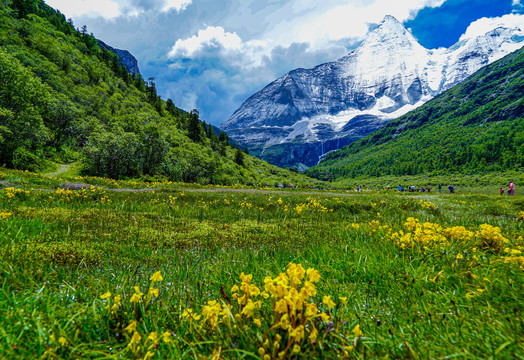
[411,185,416,192]
[357,186,361,192]
[438,184,442,193]
[426,186,431,192]
[500,187,504,195]
[448,185,454,193]
[398,185,404,192]
[508,181,515,196]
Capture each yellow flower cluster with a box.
[51,186,111,203]
[476,224,509,252]
[3,187,30,198]
[518,211,524,221]
[418,199,437,210]
[390,218,447,249]
[390,218,520,261]
[100,271,168,358]
[0,211,12,219]
[442,226,474,242]
[184,263,360,359]
[294,197,332,215]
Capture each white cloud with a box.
[168,26,271,67]
[513,0,521,6]
[264,0,447,50]
[162,0,192,13]
[44,0,192,19]
[45,0,121,19]
[169,26,243,56]
[460,13,524,40]
[167,0,450,71]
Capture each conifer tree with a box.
[234,147,245,166]
[188,109,203,143]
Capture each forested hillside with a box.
[0,0,317,186]
[307,48,524,181]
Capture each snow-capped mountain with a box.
[221,15,524,169]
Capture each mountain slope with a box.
[222,16,523,169]
[305,48,524,180]
[0,0,320,187]
[97,40,141,75]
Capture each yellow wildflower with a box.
[147,332,158,343]
[100,291,111,300]
[162,331,171,343]
[147,288,159,298]
[150,271,163,282]
[289,325,305,342]
[130,286,143,303]
[58,337,68,347]
[352,324,364,337]
[309,326,318,342]
[323,295,336,309]
[125,320,138,333]
[306,268,321,283]
[129,331,141,345]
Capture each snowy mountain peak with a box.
[377,15,408,34]
[363,15,420,47]
[222,15,524,169]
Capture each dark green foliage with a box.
[234,147,245,167]
[187,109,203,143]
[307,48,524,180]
[0,48,50,168]
[83,128,141,178]
[10,0,37,18]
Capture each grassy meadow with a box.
[0,168,523,359]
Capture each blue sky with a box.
[44,0,523,126]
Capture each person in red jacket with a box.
[508,181,515,196]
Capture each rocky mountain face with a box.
[221,15,523,169]
[98,40,141,75]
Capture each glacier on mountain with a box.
[221,15,524,169]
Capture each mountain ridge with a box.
[222,15,523,169]
[306,47,524,180]
[97,40,141,75]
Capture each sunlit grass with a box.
[0,168,523,359]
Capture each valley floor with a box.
[0,168,523,359]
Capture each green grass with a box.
[0,168,523,359]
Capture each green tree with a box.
[10,0,37,18]
[188,109,203,143]
[0,48,50,167]
[83,127,141,178]
[234,147,245,167]
[141,123,169,175]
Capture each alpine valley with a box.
[221,15,524,169]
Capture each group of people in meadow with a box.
[397,181,516,195]
[500,180,515,195]
[397,185,436,192]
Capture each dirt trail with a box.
[111,187,356,197]
[46,164,71,177]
